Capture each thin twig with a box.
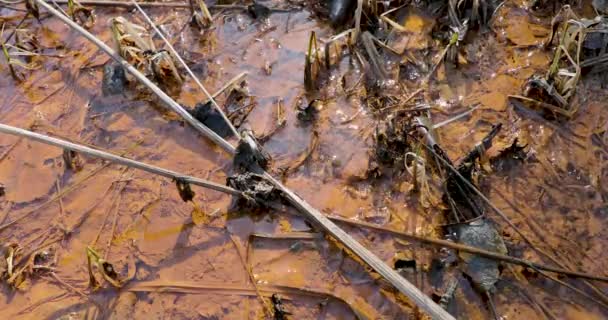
[105,179,127,259]
[229,233,273,317]
[127,280,381,319]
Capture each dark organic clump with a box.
[328,0,356,27]
[443,124,502,222]
[490,139,527,172]
[271,294,292,320]
[63,149,84,172]
[174,178,195,202]
[374,116,410,167]
[102,61,127,96]
[234,129,271,173]
[227,172,281,206]
[296,99,321,122]
[188,102,234,138]
[248,2,271,20]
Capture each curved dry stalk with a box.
[126,280,381,319]
[34,0,235,153]
[132,0,239,138]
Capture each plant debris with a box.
[271,293,292,320]
[188,101,235,138]
[111,17,182,93]
[63,149,83,172]
[226,172,281,206]
[86,246,123,289]
[174,178,195,202]
[296,99,322,122]
[234,127,271,173]
[248,2,271,20]
[189,0,213,29]
[102,61,127,96]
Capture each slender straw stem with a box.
[0,123,241,196]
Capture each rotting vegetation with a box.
[0,0,608,319]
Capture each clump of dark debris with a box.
[234,127,271,174]
[226,172,281,207]
[188,102,235,138]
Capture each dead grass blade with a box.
[127,280,380,320]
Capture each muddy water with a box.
[0,0,607,319]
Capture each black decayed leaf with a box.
[175,178,195,202]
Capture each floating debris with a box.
[63,149,83,172]
[226,172,281,205]
[111,17,182,92]
[248,2,271,20]
[296,99,322,122]
[271,293,292,320]
[102,61,127,96]
[86,246,123,289]
[174,178,195,202]
[67,0,95,29]
[189,0,213,29]
[188,102,235,138]
[438,278,458,310]
[443,124,501,222]
[233,127,271,173]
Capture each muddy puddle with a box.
[0,0,607,319]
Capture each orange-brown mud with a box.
[0,0,607,319]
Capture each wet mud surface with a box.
[0,0,607,319]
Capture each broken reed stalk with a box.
[205,71,247,104]
[35,2,453,317]
[131,0,240,138]
[327,215,608,282]
[34,0,235,154]
[0,123,241,196]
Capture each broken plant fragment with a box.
[233,127,271,173]
[189,0,213,29]
[67,0,95,29]
[188,102,235,138]
[63,149,83,171]
[226,172,281,206]
[271,293,291,320]
[25,0,41,22]
[328,0,356,27]
[248,2,271,20]
[175,177,195,202]
[86,246,123,289]
[296,99,322,122]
